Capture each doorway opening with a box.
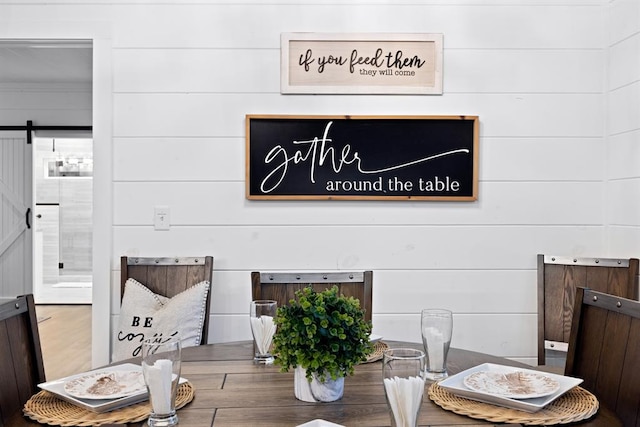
[0,31,113,366]
[33,135,93,304]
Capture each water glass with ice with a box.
[421,308,452,380]
[382,348,426,427]
[142,338,181,427]
[250,300,277,363]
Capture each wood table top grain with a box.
[16,340,621,427]
[136,340,620,427]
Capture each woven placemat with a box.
[363,340,389,363]
[429,382,598,426]
[23,382,195,426]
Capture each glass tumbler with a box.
[250,300,277,363]
[421,308,453,380]
[382,348,426,427]
[142,338,182,427]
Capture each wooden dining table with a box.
[18,340,622,427]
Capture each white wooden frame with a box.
[0,22,114,368]
[281,33,443,95]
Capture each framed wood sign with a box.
[281,33,443,95]
[246,115,479,201]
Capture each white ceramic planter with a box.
[294,366,345,402]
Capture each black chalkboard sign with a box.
[246,115,478,201]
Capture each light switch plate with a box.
[154,206,170,230]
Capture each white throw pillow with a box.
[113,278,210,361]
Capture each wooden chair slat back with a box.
[565,288,640,427]
[537,255,638,365]
[120,256,214,344]
[251,271,373,323]
[0,294,45,425]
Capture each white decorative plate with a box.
[438,363,583,413]
[297,420,344,427]
[464,370,560,399]
[64,370,145,399]
[39,363,188,413]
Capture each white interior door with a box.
[0,135,32,297]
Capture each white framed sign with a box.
[281,33,443,95]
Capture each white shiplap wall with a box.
[2,0,636,367]
[607,0,640,261]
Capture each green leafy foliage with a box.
[272,286,373,382]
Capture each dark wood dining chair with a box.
[121,256,214,344]
[537,254,638,366]
[0,294,46,426]
[565,288,640,427]
[251,271,373,323]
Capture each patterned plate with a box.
[64,370,146,399]
[463,370,560,399]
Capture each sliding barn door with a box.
[0,135,32,297]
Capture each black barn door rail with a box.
[0,120,92,144]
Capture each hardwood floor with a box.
[36,304,92,380]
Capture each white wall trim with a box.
[0,21,114,367]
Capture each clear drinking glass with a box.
[250,300,277,363]
[142,338,182,427]
[421,308,453,380]
[382,348,426,427]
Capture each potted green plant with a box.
[272,285,373,402]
